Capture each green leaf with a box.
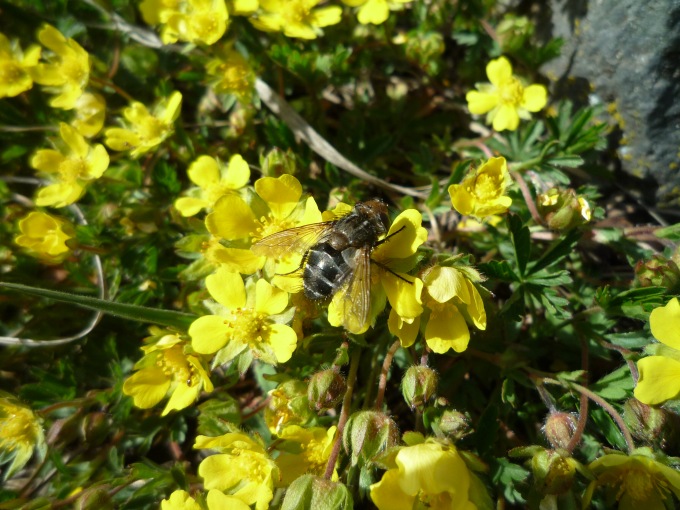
[507,214,530,277]
[545,155,584,168]
[590,365,634,401]
[478,260,520,282]
[0,282,196,330]
[655,223,680,241]
[529,229,582,274]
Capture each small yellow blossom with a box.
[0,32,40,98]
[175,154,250,217]
[448,156,513,219]
[466,56,547,131]
[205,45,254,101]
[370,440,476,510]
[195,432,279,510]
[32,122,110,207]
[15,211,75,263]
[342,0,411,25]
[104,91,182,158]
[0,392,46,479]
[123,328,214,416]
[140,0,229,45]
[583,448,680,509]
[189,268,297,364]
[72,92,106,138]
[31,24,90,110]
[209,173,321,275]
[251,0,342,40]
[326,207,427,335]
[634,297,680,405]
[390,265,486,353]
[274,425,337,485]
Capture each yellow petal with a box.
[448,183,475,216]
[634,356,680,405]
[311,6,343,27]
[31,149,65,173]
[466,90,498,115]
[650,298,680,349]
[522,84,548,112]
[188,155,221,189]
[123,367,170,408]
[396,443,471,497]
[388,309,420,348]
[267,323,297,363]
[382,273,423,320]
[206,268,247,309]
[223,154,251,189]
[85,144,110,179]
[35,182,85,207]
[206,194,257,239]
[465,280,487,330]
[254,279,288,315]
[190,315,232,354]
[37,25,68,55]
[175,197,210,217]
[373,209,427,261]
[254,174,302,219]
[162,490,202,510]
[357,0,389,24]
[492,103,520,131]
[206,490,251,510]
[162,381,200,415]
[486,56,512,87]
[425,307,470,353]
[159,91,182,124]
[423,266,469,304]
[370,468,414,510]
[210,246,265,274]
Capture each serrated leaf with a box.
[478,260,520,282]
[529,229,582,274]
[590,365,634,401]
[507,214,530,277]
[0,282,196,330]
[526,269,572,287]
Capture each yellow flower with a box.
[175,154,250,217]
[251,0,342,39]
[123,329,214,416]
[189,268,298,364]
[15,211,75,263]
[140,0,229,45]
[0,392,46,479]
[104,91,182,158]
[274,425,337,485]
[466,56,547,131]
[634,297,680,405]
[583,448,680,509]
[0,32,40,98]
[390,265,486,353]
[195,432,279,510]
[342,0,412,25]
[370,441,476,510]
[207,173,321,274]
[227,0,259,15]
[448,156,512,219]
[326,208,427,335]
[31,24,90,110]
[205,45,254,101]
[72,92,106,138]
[32,122,110,207]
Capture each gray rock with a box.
[541,0,680,206]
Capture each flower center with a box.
[59,158,87,182]
[252,215,296,243]
[61,52,87,86]
[621,468,656,501]
[471,172,501,201]
[138,116,166,144]
[230,309,270,347]
[499,77,524,105]
[0,60,26,84]
[282,2,311,25]
[157,345,194,386]
[0,406,38,449]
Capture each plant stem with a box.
[324,349,361,479]
[375,340,401,410]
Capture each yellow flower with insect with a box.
[448,156,513,220]
[370,440,477,510]
[389,264,486,354]
[274,425,337,485]
[251,0,342,39]
[140,0,229,45]
[342,0,412,25]
[32,122,110,207]
[634,297,680,405]
[72,92,106,138]
[195,432,279,510]
[0,392,46,479]
[189,268,298,365]
[15,211,75,263]
[123,328,214,416]
[583,448,680,509]
[205,45,254,101]
[104,91,182,158]
[31,24,90,109]
[175,154,250,217]
[0,32,40,98]
[466,56,547,131]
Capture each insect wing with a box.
[251,221,336,259]
[337,247,372,333]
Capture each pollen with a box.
[230,309,270,346]
[156,345,194,385]
[0,404,40,450]
[499,76,524,105]
[253,216,295,242]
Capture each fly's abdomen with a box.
[303,243,350,300]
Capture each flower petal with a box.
[373,209,427,261]
[206,194,257,239]
[492,103,520,131]
[223,154,251,189]
[466,90,499,115]
[206,268,247,309]
[123,367,170,408]
[254,174,302,219]
[190,315,232,354]
[382,273,423,320]
[486,56,512,87]
[175,197,210,217]
[188,155,221,189]
[423,266,469,304]
[370,468,414,510]
[650,298,680,349]
[255,279,288,315]
[634,356,680,405]
[388,309,420,348]
[357,0,389,25]
[425,307,470,354]
[522,84,548,112]
[267,323,297,363]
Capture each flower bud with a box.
[403,31,445,75]
[538,188,592,231]
[343,411,399,467]
[531,449,577,495]
[623,398,680,450]
[281,475,353,510]
[308,369,346,412]
[265,380,312,434]
[401,366,438,410]
[436,410,472,440]
[634,254,680,292]
[543,412,577,450]
[80,412,111,446]
[260,147,297,177]
[75,487,114,510]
